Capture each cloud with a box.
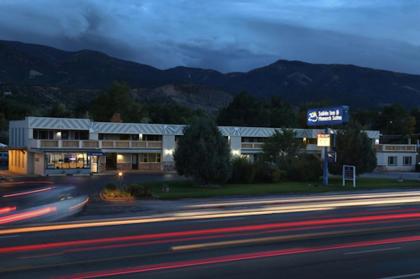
[0,0,419,74]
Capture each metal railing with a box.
[31,139,162,150]
[375,144,417,153]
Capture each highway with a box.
[2,192,420,278]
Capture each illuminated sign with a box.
[307,106,349,126]
[317,134,330,147]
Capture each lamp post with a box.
[117,171,124,188]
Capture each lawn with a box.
[132,177,420,200]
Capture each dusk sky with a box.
[1,0,419,74]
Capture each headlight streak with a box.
[2,187,54,198]
[2,211,420,254]
[58,234,420,279]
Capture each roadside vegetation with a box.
[106,178,420,200]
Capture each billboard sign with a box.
[317,134,330,147]
[307,106,349,126]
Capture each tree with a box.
[217,92,270,127]
[48,103,72,118]
[376,104,416,136]
[174,117,232,184]
[331,122,377,175]
[90,82,145,122]
[269,96,297,128]
[262,129,303,167]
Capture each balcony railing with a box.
[241,142,264,149]
[30,139,162,150]
[375,144,417,153]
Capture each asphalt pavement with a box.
[2,195,420,278]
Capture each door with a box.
[132,154,138,170]
[105,153,117,170]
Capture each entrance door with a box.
[132,154,138,170]
[90,156,98,173]
[106,153,117,170]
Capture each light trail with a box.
[60,234,420,279]
[2,187,54,198]
[69,197,89,211]
[186,191,420,209]
[0,206,16,215]
[0,207,56,225]
[1,191,420,236]
[2,211,420,254]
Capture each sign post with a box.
[307,106,349,186]
[342,165,356,187]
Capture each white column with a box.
[162,135,175,170]
[230,136,241,156]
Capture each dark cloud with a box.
[0,0,419,74]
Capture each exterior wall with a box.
[162,135,175,171]
[229,136,241,156]
[34,152,45,176]
[116,153,132,170]
[376,152,417,172]
[8,149,29,174]
[8,116,384,176]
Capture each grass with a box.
[131,177,420,200]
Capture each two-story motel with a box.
[7,116,417,176]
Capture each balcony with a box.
[29,139,162,150]
[375,144,417,153]
[100,140,162,149]
[241,142,264,149]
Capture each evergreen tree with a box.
[174,117,231,184]
[331,122,377,174]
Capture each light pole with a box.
[117,171,124,188]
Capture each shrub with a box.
[103,183,117,193]
[272,168,287,182]
[230,157,256,184]
[286,154,322,181]
[126,184,153,198]
[253,161,275,183]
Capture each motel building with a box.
[6,116,417,176]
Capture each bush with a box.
[253,161,276,183]
[126,184,153,198]
[103,183,117,193]
[101,183,133,200]
[272,168,287,182]
[286,154,322,181]
[230,157,256,184]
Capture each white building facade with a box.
[8,116,384,176]
[375,144,418,172]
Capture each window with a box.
[241,137,265,143]
[142,135,162,141]
[45,153,90,169]
[139,153,161,163]
[388,156,397,166]
[403,156,413,166]
[33,129,54,139]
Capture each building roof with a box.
[12,117,380,139]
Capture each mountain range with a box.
[1,39,420,109]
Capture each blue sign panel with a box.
[307,106,349,126]
[87,152,105,156]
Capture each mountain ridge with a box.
[1,39,420,108]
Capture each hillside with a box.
[1,40,420,108]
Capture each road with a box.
[2,192,420,278]
[0,172,182,196]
